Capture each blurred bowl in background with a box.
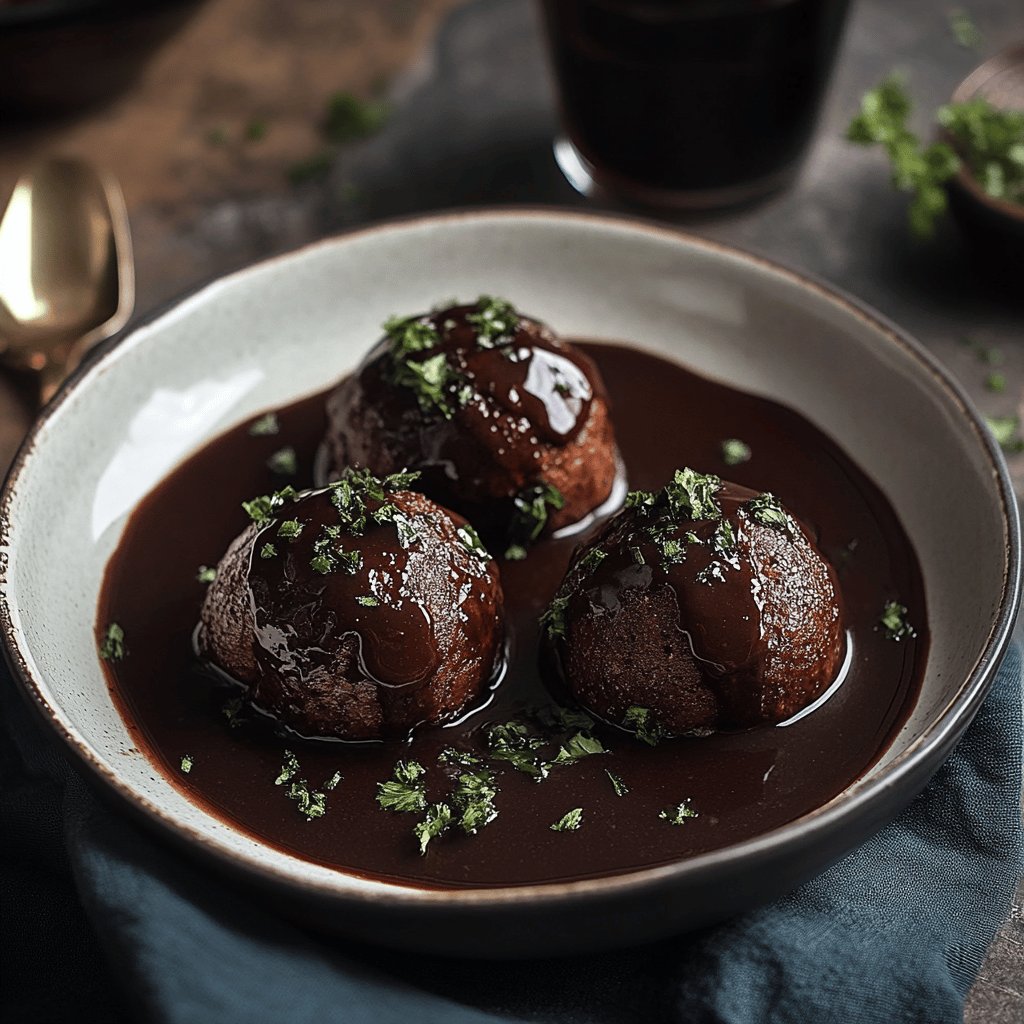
[0,0,208,118]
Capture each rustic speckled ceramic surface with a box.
[1,210,1019,956]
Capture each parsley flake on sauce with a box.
[721,438,752,466]
[376,760,428,813]
[274,750,336,821]
[453,768,499,834]
[248,412,280,437]
[179,755,193,774]
[659,800,699,825]
[414,802,452,855]
[196,565,217,584]
[605,770,629,797]
[99,623,127,662]
[880,601,917,641]
[623,706,665,747]
[260,543,278,559]
[266,446,298,477]
[550,808,584,832]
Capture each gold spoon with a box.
[0,157,134,405]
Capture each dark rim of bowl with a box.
[1,206,1020,909]
[947,43,1024,223]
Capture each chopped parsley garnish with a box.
[277,519,303,541]
[266,446,298,476]
[321,91,389,145]
[287,150,333,186]
[356,595,379,608]
[550,808,583,832]
[438,747,482,768]
[721,438,752,466]
[242,486,296,526]
[663,468,722,521]
[848,75,1024,235]
[485,722,548,781]
[244,118,268,142]
[381,313,470,420]
[623,705,665,746]
[286,782,326,821]
[508,483,565,550]
[274,750,335,821]
[196,565,217,583]
[275,750,300,785]
[179,755,193,774]
[376,760,428,813]
[847,76,960,236]
[743,492,791,532]
[880,601,917,641]
[99,622,127,662]
[551,731,607,766]
[949,8,982,49]
[467,296,519,348]
[939,99,1024,205]
[457,524,490,561]
[248,412,279,436]
[605,770,629,797]
[452,768,499,834]
[986,372,1006,393]
[413,802,452,855]
[987,416,1024,453]
[260,543,278,559]
[383,314,440,357]
[504,544,528,561]
[539,594,570,641]
[533,704,596,732]
[713,519,737,555]
[659,800,698,825]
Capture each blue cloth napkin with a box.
[2,648,1021,1024]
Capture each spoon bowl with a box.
[0,157,133,400]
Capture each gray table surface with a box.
[12,0,1023,1017]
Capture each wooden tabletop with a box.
[0,0,1020,1018]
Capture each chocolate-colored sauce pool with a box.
[98,343,927,888]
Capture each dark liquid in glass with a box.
[539,0,851,207]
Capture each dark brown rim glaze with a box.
[1,208,1019,915]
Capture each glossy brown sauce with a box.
[98,343,928,888]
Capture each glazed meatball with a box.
[197,469,504,741]
[543,469,845,737]
[322,298,619,555]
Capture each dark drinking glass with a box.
[539,0,852,209]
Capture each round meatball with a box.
[322,298,619,554]
[197,469,504,741]
[544,469,845,737]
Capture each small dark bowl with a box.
[0,0,208,118]
[945,46,1024,274]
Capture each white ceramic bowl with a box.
[1,210,1018,956]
